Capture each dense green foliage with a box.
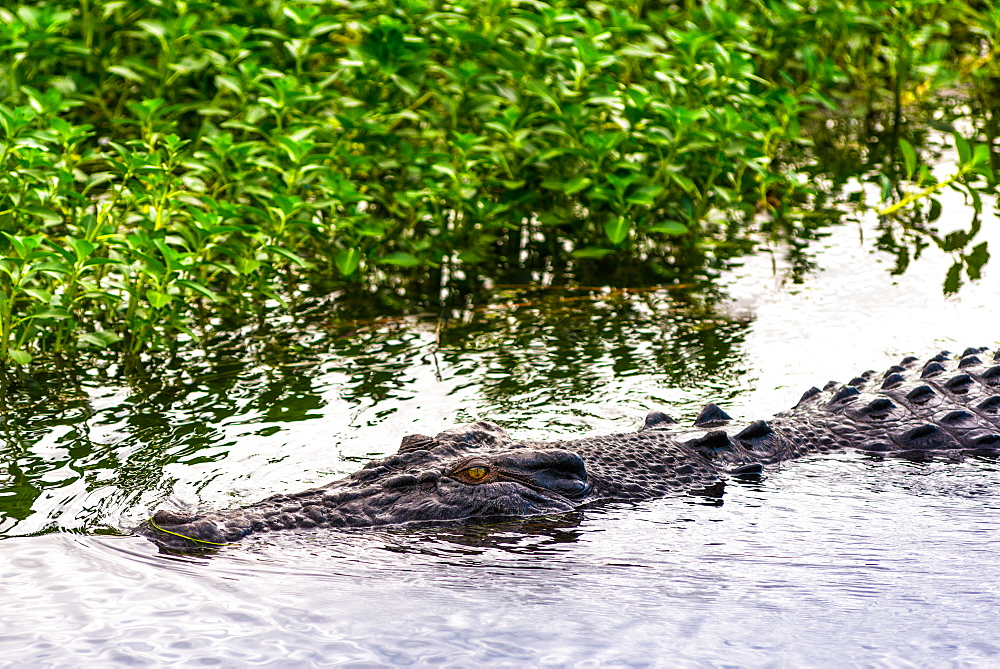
[1,0,998,364]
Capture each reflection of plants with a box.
[1,0,998,363]
[0,284,747,535]
[877,132,996,293]
[881,134,995,216]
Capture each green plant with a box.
[0,0,997,364]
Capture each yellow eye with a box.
[452,462,492,484]
[464,467,488,481]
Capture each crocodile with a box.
[143,347,1000,550]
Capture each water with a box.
[2,170,1000,664]
[4,456,1000,665]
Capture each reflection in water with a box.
[376,513,590,556]
[0,284,756,538]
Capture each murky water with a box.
[2,164,999,663]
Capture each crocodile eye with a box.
[452,463,491,484]
[464,467,488,481]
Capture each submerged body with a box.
[144,348,1000,550]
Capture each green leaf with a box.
[176,279,222,302]
[431,164,458,181]
[974,163,996,184]
[7,349,32,366]
[391,74,420,98]
[23,288,52,303]
[954,133,971,165]
[670,173,696,193]
[380,252,421,267]
[153,239,180,266]
[879,173,892,202]
[603,217,630,245]
[898,138,916,180]
[334,248,362,276]
[525,81,561,113]
[530,148,566,164]
[68,238,95,262]
[917,164,934,186]
[571,246,616,259]
[264,245,309,267]
[940,228,970,252]
[971,143,991,167]
[146,290,174,309]
[83,257,125,267]
[626,185,665,206]
[27,308,71,321]
[647,222,689,236]
[137,19,167,39]
[215,75,244,95]
[78,330,121,349]
[33,262,72,274]
[196,107,230,117]
[457,250,485,264]
[22,205,62,223]
[356,223,385,238]
[1,232,25,257]
[108,65,146,82]
[968,184,982,213]
[235,257,262,274]
[563,177,592,195]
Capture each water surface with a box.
[2,169,999,665]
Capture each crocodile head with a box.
[143,421,594,551]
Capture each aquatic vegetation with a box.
[0,0,997,363]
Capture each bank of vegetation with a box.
[1,0,998,364]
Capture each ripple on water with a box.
[1,453,999,665]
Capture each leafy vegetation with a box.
[1,0,998,365]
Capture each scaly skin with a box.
[142,347,1000,551]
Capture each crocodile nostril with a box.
[550,451,588,479]
[487,448,590,497]
[552,477,591,499]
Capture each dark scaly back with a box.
[513,403,767,500]
[786,347,1000,456]
[519,431,729,500]
[526,348,1000,501]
